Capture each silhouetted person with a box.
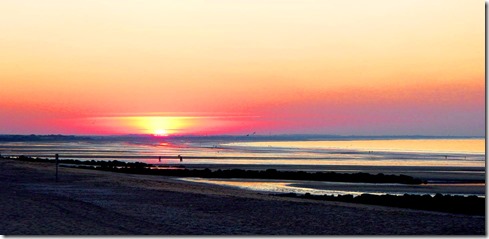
[159,156,161,163]
[55,153,59,182]
[178,155,183,162]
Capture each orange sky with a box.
[0,0,484,136]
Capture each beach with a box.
[1,0,484,235]
[0,158,484,235]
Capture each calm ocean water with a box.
[0,136,484,196]
[0,137,484,167]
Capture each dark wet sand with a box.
[0,159,484,235]
[179,163,485,182]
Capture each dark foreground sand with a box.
[0,159,484,235]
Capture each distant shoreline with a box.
[0,134,484,142]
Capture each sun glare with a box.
[154,129,168,137]
[125,116,193,135]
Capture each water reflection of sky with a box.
[179,178,485,198]
[181,177,368,196]
[226,139,485,154]
[0,139,485,168]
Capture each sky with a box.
[0,0,484,136]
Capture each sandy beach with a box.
[0,158,484,235]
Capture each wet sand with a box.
[179,163,485,182]
[0,159,484,235]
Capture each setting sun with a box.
[153,129,169,137]
[129,116,193,135]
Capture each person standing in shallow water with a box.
[178,155,183,162]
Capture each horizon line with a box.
[0,134,484,138]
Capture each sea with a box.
[0,135,485,197]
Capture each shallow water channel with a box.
[179,177,485,197]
